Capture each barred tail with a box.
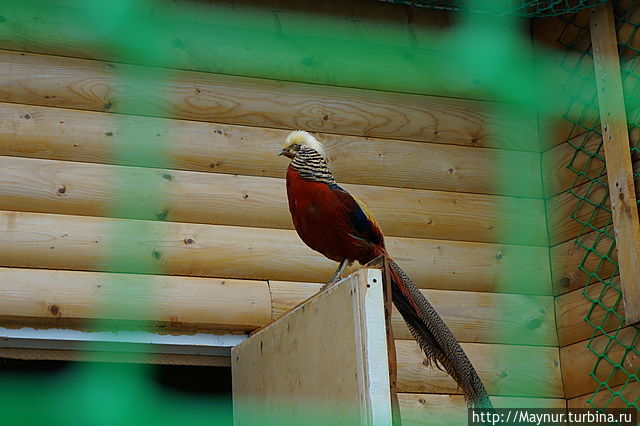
[385,257,493,409]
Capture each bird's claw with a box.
[320,277,341,292]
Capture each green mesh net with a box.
[559,2,640,413]
[378,0,608,17]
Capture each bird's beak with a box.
[278,148,294,159]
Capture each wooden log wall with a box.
[0,0,566,418]
[534,4,639,410]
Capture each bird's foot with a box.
[319,258,350,292]
[319,277,342,292]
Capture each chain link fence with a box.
[379,0,608,17]
[558,1,639,413]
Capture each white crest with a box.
[283,130,327,160]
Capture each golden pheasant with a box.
[279,130,493,409]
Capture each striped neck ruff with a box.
[291,146,336,185]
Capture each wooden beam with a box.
[567,381,639,409]
[0,265,556,346]
[396,340,563,398]
[546,156,640,247]
[0,210,552,294]
[550,225,618,296]
[0,103,544,198]
[0,104,543,198]
[0,267,271,331]
[546,178,614,246]
[555,277,624,346]
[0,347,231,367]
[541,131,605,199]
[560,325,639,399]
[0,155,547,245]
[398,393,565,425]
[590,2,640,325]
[0,0,532,102]
[0,50,538,150]
[269,280,557,346]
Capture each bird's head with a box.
[278,130,327,161]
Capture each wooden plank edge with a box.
[396,340,563,398]
[0,154,548,246]
[550,224,618,296]
[0,103,544,198]
[560,324,639,398]
[0,346,230,366]
[567,381,639,409]
[0,49,539,150]
[555,276,625,347]
[0,210,554,295]
[269,280,558,346]
[590,3,640,325]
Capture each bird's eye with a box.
[291,143,300,149]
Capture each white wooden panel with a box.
[232,269,392,426]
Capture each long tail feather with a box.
[386,257,493,409]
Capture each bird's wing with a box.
[329,184,384,247]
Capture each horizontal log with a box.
[270,280,557,346]
[555,277,624,347]
[0,211,553,294]
[1,266,554,344]
[396,340,563,398]
[0,0,533,102]
[542,131,604,198]
[561,326,639,398]
[0,155,547,245]
[0,103,543,198]
[559,281,640,341]
[567,381,639,409]
[538,115,581,151]
[0,347,231,367]
[398,393,565,426]
[546,178,616,246]
[545,151,640,247]
[550,226,618,295]
[0,267,271,332]
[0,50,539,150]
[269,281,320,321]
[542,110,639,199]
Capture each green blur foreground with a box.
[0,0,631,424]
[1,362,233,426]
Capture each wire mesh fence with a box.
[380,0,608,17]
[559,1,639,413]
